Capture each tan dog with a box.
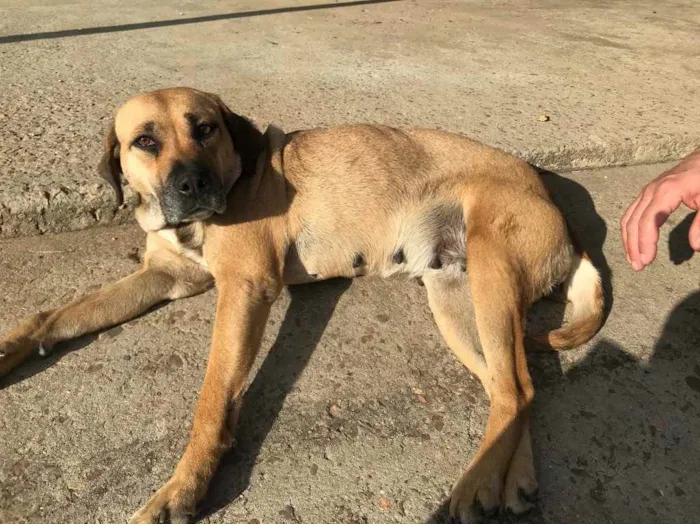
[0,88,604,523]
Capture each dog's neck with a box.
[221,123,284,197]
[157,124,288,268]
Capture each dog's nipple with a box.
[429,254,443,270]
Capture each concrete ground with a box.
[1,162,700,524]
[2,1,700,523]
[1,0,699,237]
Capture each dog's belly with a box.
[283,202,467,285]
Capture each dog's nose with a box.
[177,171,210,198]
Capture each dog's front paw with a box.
[0,313,50,376]
[449,462,503,524]
[0,336,37,376]
[130,480,197,524]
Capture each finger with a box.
[625,189,655,270]
[621,194,642,264]
[688,212,700,251]
[637,188,683,266]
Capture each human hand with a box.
[621,150,700,271]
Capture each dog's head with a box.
[99,87,263,231]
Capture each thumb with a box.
[688,211,700,251]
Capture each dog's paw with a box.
[449,463,503,523]
[0,337,37,376]
[130,480,196,524]
[503,449,538,515]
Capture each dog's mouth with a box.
[176,197,227,223]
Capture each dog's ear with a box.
[97,123,124,207]
[213,96,264,175]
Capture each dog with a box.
[0,87,604,523]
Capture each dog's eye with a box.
[197,123,216,138]
[135,135,157,149]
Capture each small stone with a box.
[536,114,550,122]
[310,464,318,475]
[377,496,392,510]
[376,314,390,323]
[279,504,297,520]
[29,127,44,136]
[167,354,184,369]
[589,479,606,503]
[100,326,123,340]
[328,403,342,418]
[86,363,103,373]
[127,247,141,264]
[343,422,359,439]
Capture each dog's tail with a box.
[532,248,605,351]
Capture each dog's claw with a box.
[520,486,539,503]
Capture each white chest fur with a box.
[157,224,208,269]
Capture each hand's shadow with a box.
[668,211,696,265]
[197,278,352,520]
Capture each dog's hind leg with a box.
[423,272,487,385]
[425,270,538,519]
[0,242,212,377]
[424,231,534,522]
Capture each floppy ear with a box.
[97,123,124,206]
[213,96,264,176]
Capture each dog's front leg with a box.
[130,274,282,524]
[0,246,211,377]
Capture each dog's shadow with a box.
[197,278,352,520]
[0,302,171,390]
